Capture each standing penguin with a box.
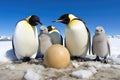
[54,14,91,60]
[13,15,42,62]
[47,25,63,45]
[38,26,52,58]
[92,26,110,63]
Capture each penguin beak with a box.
[52,19,63,22]
[37,21,43,25]
[39,22,43,25]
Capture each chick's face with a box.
[95,27,105,35]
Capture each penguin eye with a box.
[96,30,99,32]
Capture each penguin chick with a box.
[92,26,110,63]
[47,25,63,45]
[54,14,91,60]
[38,26,52,58]
[12,15,42,62]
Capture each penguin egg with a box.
[44,44,70,69]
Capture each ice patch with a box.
[24,69,40,80]
[71,70,93,79]
[111,65,120,69]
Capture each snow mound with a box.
[0,41,17,62]
[24,69,40,80]
[71,70,92,79]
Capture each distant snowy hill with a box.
[107,35,120,39]
[0,36,12,41]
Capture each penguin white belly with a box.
[66,22,89,56]
[13,21,38,59]
[94,40,108,58]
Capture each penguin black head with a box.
[53,14,70,24]
[47,25,53,32]
[53,14,79,24]
[47,25,60,33]
[28,15,42,26]
[47,25,57,32]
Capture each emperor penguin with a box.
[47,25,63,45]
[92,26,110,63]
[38,26,52,58]
[12,15,42,62]
[53,14,91,60]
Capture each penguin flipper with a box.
[86,27,91,55]
[92,42,95,55]
[107,41,111,56]
[12,37,16,58]
[64,37,67,48]
[60,35,63,45]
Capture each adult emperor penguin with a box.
[47,25,63,45]
[54,14,91,60]
[92,26,110,63]
[12,15,42,62]
[38,26,52,58]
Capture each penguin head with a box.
[40,26,48,34]
[47,25,60,33]
[26,15,42,26]
[95,26,105,35]
[47,26,55,32]
[53,14,77,24]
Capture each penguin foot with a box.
[22,57,31,62]
[71,56,91,62]
[28,59,41,64]
[93,56,101,61]
[101,59,108,64]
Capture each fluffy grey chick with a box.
[38,26,52,58]
[47,25,63,45]
[92,26,110,63]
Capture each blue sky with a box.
[0,0,120,37]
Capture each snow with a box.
[108,57,120,65]
[71,69,94,79]
[24,69,40,80]
[108,38,120,57]
[87,61,111,69]
[0,41,17,62]
[87,66,97,74]
[72,61,80,68]
[111,65,120,69]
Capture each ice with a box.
[87,62,111,69]
[71,66,97,79]
[71,61,80,68]
[87,66,97,74]
[71,70,93,79]
[24,69,40,80]
[5,65,15,70]
[111,65,120,69]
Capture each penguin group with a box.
[12,14,110,63]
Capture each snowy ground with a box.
[0,38,120,80]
